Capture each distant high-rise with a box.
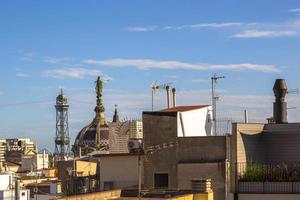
[55,89,70,160]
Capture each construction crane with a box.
[151,81,173,111]
[211,74,225,135]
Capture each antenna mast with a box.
[211,74,225,135]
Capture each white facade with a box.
[21,152,49,171]
[177,106,213,137]
[0,173,13,191]
[0,190,30,200]
[129,120,143,139]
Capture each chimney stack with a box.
[273,79,288,124]
[244,110,248,123]
[172,88,176,108]
[166,85,171,109]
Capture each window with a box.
[154,173,168,188]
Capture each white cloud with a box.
[125,22,252,32]
[70,88,300,123]
[15,68,30,77]
[175,22,253,30]
[20,52,35,61]
[233,30,297,38]
[44,57,70,64]
[43,67,112,79]
[16,72,29,77]
[124,26,157,32]
[125,19,300,39]
[289,8,300,13]
[84,58,281,73]
[191,78,210,83]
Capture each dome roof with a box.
[74,118,109,146]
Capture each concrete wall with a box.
[262,123,300,163]
[143,112,178,189]
[178,137,226,163]
[177,163,224,200]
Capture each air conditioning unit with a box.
[128,139,143,153]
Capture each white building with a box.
[129,120,143,139]
[160,105,213,137]
[21,151,49,171]
[0,173,30,200]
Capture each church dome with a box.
[73,118,109,154]
[72,76,110,156]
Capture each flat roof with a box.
[160,105,210,113]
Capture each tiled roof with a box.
[160,105,210,112]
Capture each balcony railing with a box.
[236,162,300,193]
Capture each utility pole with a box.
[211,74,225,135]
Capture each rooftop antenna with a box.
[287,88,299,110]
[151,81,173,111]
[211,74,225,135]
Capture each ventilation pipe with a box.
[244,110,248,123]
[273,79,288,124]
[166,85,171,109]
[172,88,176,108]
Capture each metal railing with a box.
[236,162,300,193]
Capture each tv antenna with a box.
[211,74,225,135]
[151,81,173,111]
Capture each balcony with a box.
[236,162,300,193]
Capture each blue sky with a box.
[1,0,300,150]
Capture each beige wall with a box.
[76,160,97,176]
[99,155,139,190]
[230,123,264,193]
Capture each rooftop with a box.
[160,105,210,113]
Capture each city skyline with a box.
[1,0,300,150]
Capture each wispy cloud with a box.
[124,26,157,32]
[190,78,210,83]
[16,72,29,77]
[84,58,281,73]
[43,67,112,79]
[20,52,35,61]
[43,57,70,64]
[15,69,30,77]
[173,22,255,30]
[289,8,300,13]
[232,30,297,38]
[125,22,252,32]
[125,19,300,39]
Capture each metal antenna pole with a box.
[211,74,225,135]
[138,154,142,200]
[152,89,154,111]
[211,77,216,135]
